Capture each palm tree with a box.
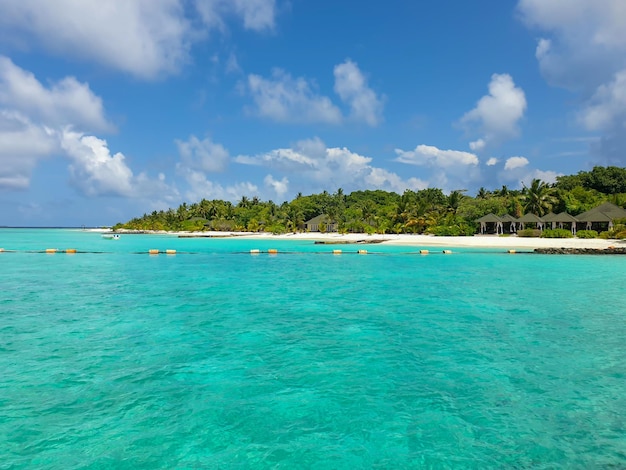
[521,179,557,216]
[446,190,466,214]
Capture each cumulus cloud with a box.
[0,0,277,79]
[0,110,58,189]
[235,137,426,195]
[461,73,527,149]
[486,157,499,166]
[518,0,626,164]
[394,144,481,191]
[246,60,383,126]
[504,156,529,170]
[60,130,178,200]
[469,138,486,152]
[394,144,479,168]
[247,70,342,124]
[0,56,111,132]
[176,135,229,173]
[518,0,626,91]
[580,70,626,131]
[0,58,114,190]
[264,174,289,198]
[333,59,384,126]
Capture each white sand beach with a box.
[108,228,623,250]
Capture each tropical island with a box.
[114,166,626,243]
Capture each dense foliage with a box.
[114,166,626,236]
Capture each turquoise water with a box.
[1,229,625,468]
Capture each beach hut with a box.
[517,213,544,231]
[552,212,579,234]
[575,202,626,231]
[304,214,338,232]
[476,213,503,234]
[500,214,519,233]
[541,212,559,230]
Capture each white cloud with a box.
[518,0,626,164]
[469,138,486,152]
[0,56,111,132]
[486,157,499,166]
[0,111,58,190]
[264,174,289,198]
[461,73,527,149]
[0,0,277,79]
[61,130,176,200]
[0,1,190,79]
[247,70,342,124]
[179,167,258,202]
[176,135,229,173]
[504,156,529,171]
[394,144,480,191]
[394,144,479,168]
[61,130,134,197]
[0,58,113,190]
[518,0,626,91]
[236,137,426,195]
[580,70,626,131]
[333,59,384,126]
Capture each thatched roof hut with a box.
[575,202,626,230]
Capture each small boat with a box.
[101,233,120,240]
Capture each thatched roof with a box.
[541,212,558,222]
[500,214,518,222]
[575,202,626,223]
[517,213,543,223]
[552,212,578,223]
[476,213,502,223]
[305,214,336,225]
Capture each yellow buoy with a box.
[333,249,342,254]
[165,249,176,255]
[45,248,57,253]
[268,249,278,254]
[0,248,4,252]
[507,249,516,254]
[419,249,429,255]
[358,249,367,254]
[65,249,77,254]
[149,249,159,255]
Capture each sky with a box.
[1,0,626,226]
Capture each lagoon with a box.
[1,229,625,468]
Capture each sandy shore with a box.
[106,229,623,249]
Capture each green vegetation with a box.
[541,229,573,239]
[114,166,626,236]
[575,230,598,239]
[517,229,542,238]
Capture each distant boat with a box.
[101,234,120,240]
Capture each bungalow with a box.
[304,214,338,232]
[575,202,626,232]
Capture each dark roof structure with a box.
[541,212,558,223]
[552,212,578,223]
[575,202,626,223]
[476,213,502,223]
[517,213,543,223]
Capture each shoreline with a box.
[105,229,624,250]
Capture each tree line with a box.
[113,166,626,235]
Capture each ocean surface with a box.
[1,228,625,469]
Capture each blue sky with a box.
[1,0,625,226]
